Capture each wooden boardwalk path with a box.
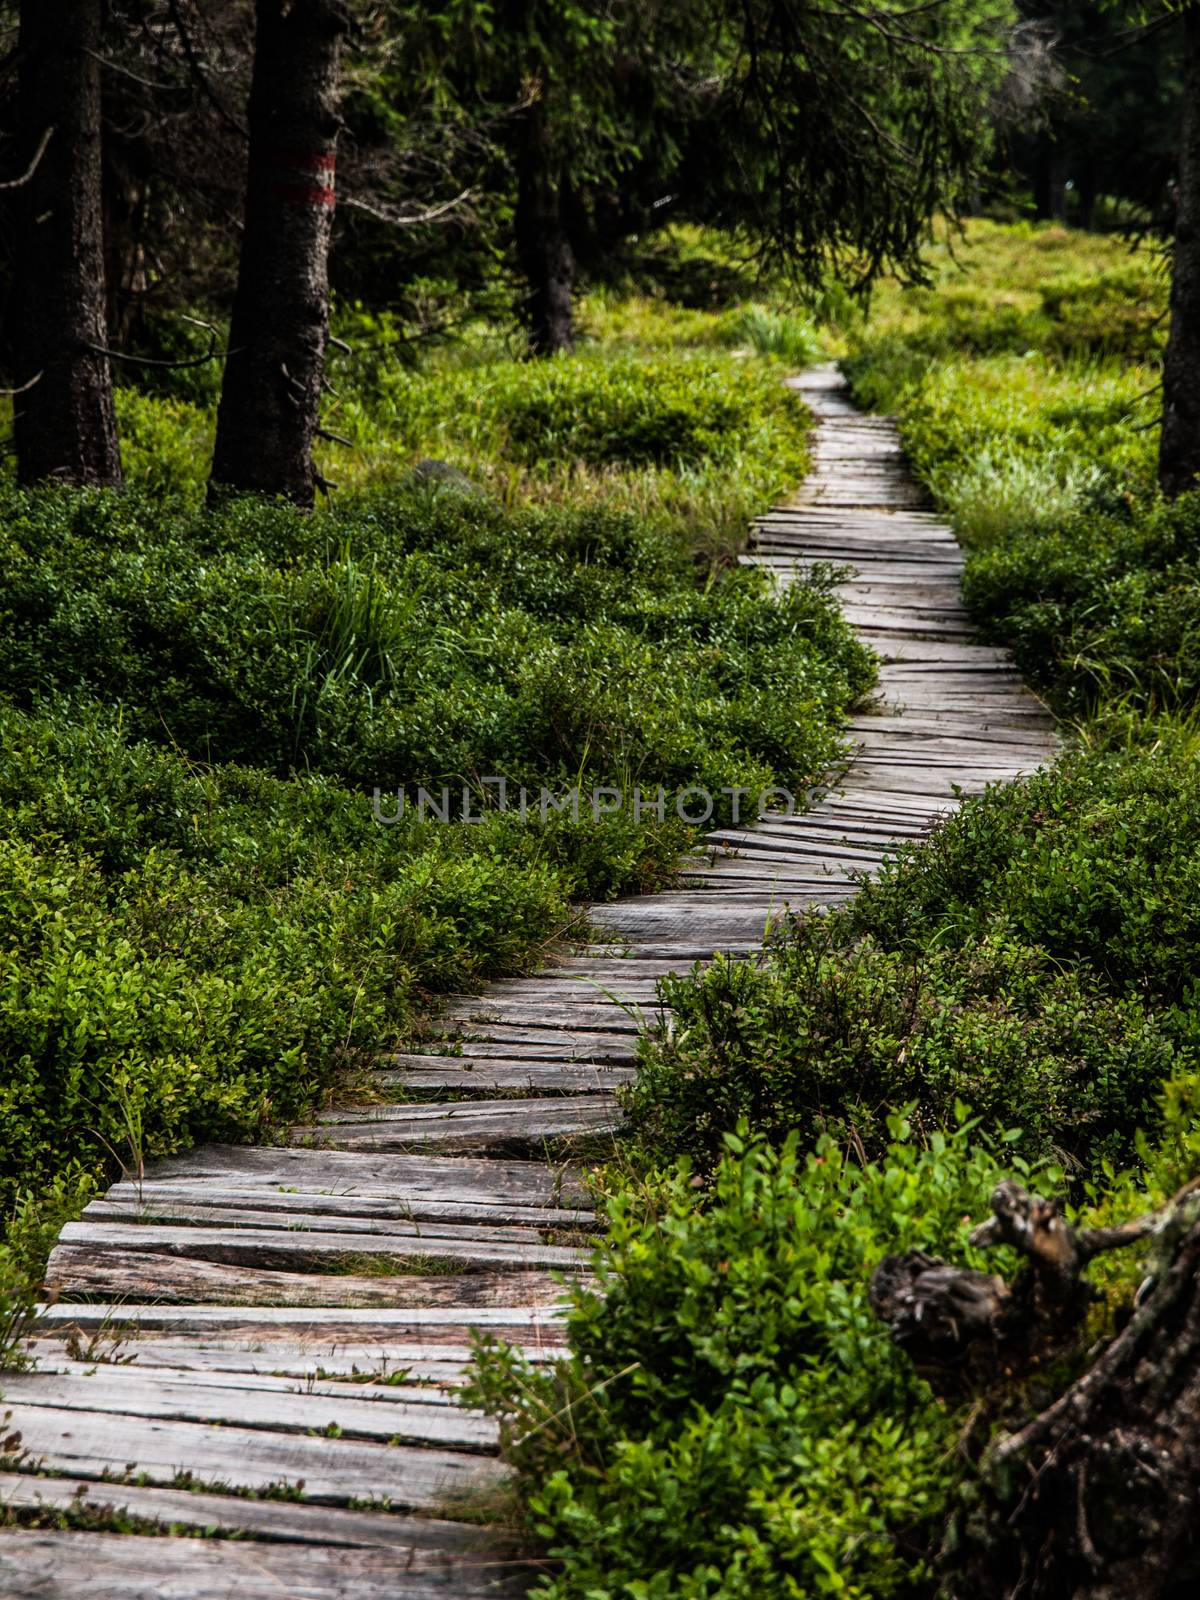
[1,367,1057,1596]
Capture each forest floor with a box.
[2,221,1198,1597]
[0,365,1058,1595]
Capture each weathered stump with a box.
[871,1181,1200,1599]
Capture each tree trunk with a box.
[1159,7,1200,500]
[209,0,346,509]
[12,0,122,488]
[1032,138,1069,225]
[514,107,575,356]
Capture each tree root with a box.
[870,1179,1200,1598]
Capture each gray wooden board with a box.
[311,1095,617,1128]
[23,1362,455,1406]
[438,1035,636,1061]
[573,942,760,960]
[83,1198,590,1245]
[45,1250,575,1310]
[0,1474,518,1558]
[380,1060,636,1094]
[703,830,887,863]
[450,978,664,1000]
[0,1531,530,1599]
[22,1337,558,1376]
[543,957,714,977]
[4,1405,507,1509]
[29,1358,464,1403]
[439,1002,646,1032]
[292,1102,622,1154]
[135,1146,593,1208]
[101,1180,600,1231]
[34,1303,570,1334]
[56,1219,586,1271]
[848,719,1054,749]
[1,1370,498,1450]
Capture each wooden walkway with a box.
[2,368,1056,1597]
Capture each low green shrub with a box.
[0,487,872,837]
[629,928,1174,1174]
[114,386,212,503]
[961,491,1200,712]
[0,700,574,1217]
[500,354,784,469]
[849,733,1200,1013]
[716,304,823,365]
[469,1120,1031,1600]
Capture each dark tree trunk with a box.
[209,0,346,509]
[514,107,575,356]
[1159,8,1200,499]
[1032,139,1069,224]
[12,0,122,488]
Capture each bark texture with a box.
[872,1181,1200,1600]
[949,1214,1200,1599]
[13,0,122,488]
[514,106,575,356]
[1160,7,1200,499]
[209,0,346,508]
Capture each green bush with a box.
[0,700,574,1214]
[0,486,872,831]
[469,1121,1045,1600]
[848,734,1200,1014]
[114,386,212,502]
[629,927,1174,1174]
[499,352,803,469]
[716,304,823,365]
[961,491,1200,713]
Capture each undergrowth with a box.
[469,221,1200,1597]
[0,245,869,1351]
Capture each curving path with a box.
[0,368,1056,1597]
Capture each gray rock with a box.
[402,458,482,496]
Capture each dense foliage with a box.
[472,221,1200,1597]
[0,288,872,1302]
[470,1121,1029,1600]
[631,732,1200,1173]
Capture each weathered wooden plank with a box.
[102,1179,599,1232]
[0,1531,530,1598]
[6,1405,507,1509]
[84,1197,591,1244]
[54,1219,586,1272]
[45,1248,575,1309]
[2,1369,498,1450]
[430,1026,637,1060]
[135,1146,594,1208]
[449,977,665,1001]
[703,830,887,863]
[0,1474,519,1558]
[380,1059,636,1094]
[23,1336,557,1377]
[439,1001,646,1032]
[26,1356,469,1402]
[34,1302,570,1334]
[293,1095,623,1154]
